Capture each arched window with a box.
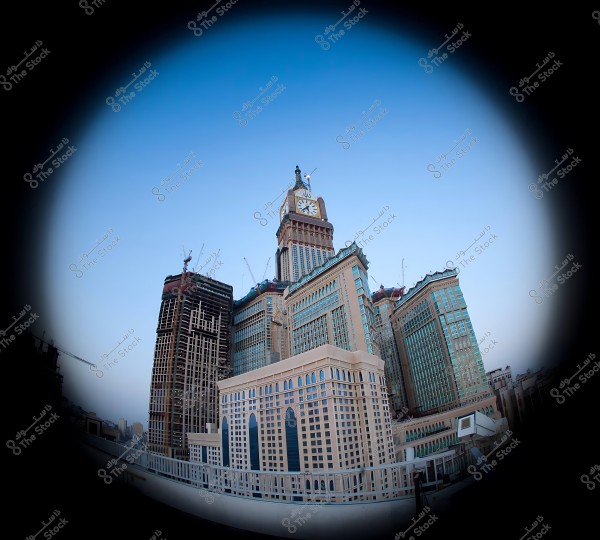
[306,374,310,385]
[221,417,229,467]
[359,372,363,382]
[342,371,346,381]
[298,377,302,387]
[319,370,325,381]
[248,414,259,471]
[259,387,263,396]
[275,382,279,392]
[285,408,300,471]
[289,379,293,389]
[284,380,288,391]
[311,372,316,384]
[336,369,340,380]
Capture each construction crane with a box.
[33,335,96,366]
[243,257,261,295]
[262,256,271,280]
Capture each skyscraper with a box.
[371,286,409,416]
[148,265,233,459]
[276,166,334,283]
[232,279,289,376]
[390,268,492,414]
[283,243,381,359]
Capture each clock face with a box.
[280,199,289,220]
[296,199,318,216]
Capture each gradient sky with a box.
[40,10,553,428]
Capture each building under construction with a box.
[147,265,233,459]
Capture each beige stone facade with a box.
[283,243,381,359]
[214,344,395,476]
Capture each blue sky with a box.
[41,11,554,427]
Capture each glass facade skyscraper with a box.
[391,269,492,414]
[372,287,409,417]
[232,280,288,376]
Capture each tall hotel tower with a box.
[372,286,409,417]
[275,166,335,283]
[390,269,492,414]
[148,262,233,459]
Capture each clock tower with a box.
[276,165,334,283]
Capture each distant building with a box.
[232,280,289,376]
[148,268,233,459]
[390,269,493,415]
[131,422,144,437]
[118,417,128,439]
[189,344,395,485]
[372,285,409,416]
[391,395,499,461]
[488,366,513,388]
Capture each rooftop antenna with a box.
[304,167,317,191]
